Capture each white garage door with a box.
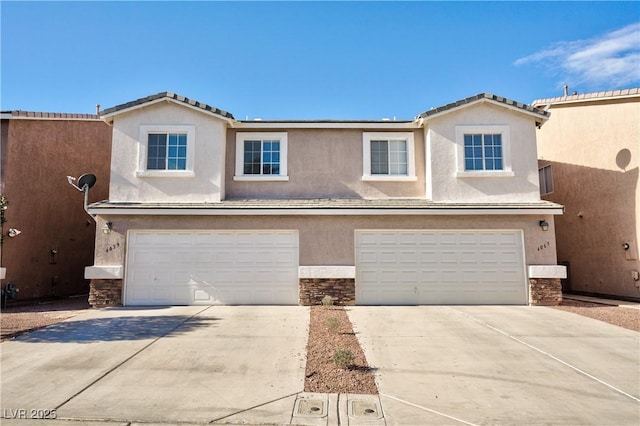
[356,230,527,305]
[125,230,299,306]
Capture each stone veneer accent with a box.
[299,278,355,306]
[88,277,559,307]
[529,278,562,306]
[89,279,123,307]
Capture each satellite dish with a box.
[77,173,97,190]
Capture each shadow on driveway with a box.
[14,315,220,343]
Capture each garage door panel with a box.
[419,270,439,282]
[398,252,419,263]
[130,285,190,305]
[379,252,399,263]
[365,289,416,305]
[134,251,174,265]
[498,252,521,265]
[438,233,460,245]
[125,230,298,306]
[440,251,459,263]
[460,251,479,263]
[356,230,527,305]
[399,270,419,282]
[479,251,499,264]
[419,251,439,264]
[359,251,379,264]
[379,270,402,283]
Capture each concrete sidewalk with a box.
[348,306,640,425]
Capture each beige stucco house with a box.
[85,92,565,307]
[533,88,640,301]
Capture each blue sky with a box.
[2,1,639,119]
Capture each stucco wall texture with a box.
[108,102,227,203]
[537,96,640,299]
[225,128,426,199]
[427,103,542,203]
[93,214,558,268]
[1,118,112,299]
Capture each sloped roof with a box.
[532,88,640,107]
[98,91,550,125]
[417,93,550,121]
[1,110,100,120]
[99,92,235,120]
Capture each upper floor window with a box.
[147,133,187,170]
[539,164,554,195]
[234,132,288,181]
[464,133,503,171]
[455,125,513,177]
[138,125,195,177]
[362,132,416,181]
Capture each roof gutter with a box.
[88,206,564,216]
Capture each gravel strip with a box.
[553,298,640,332]
[1,297,91,341]
[304,306,378,394]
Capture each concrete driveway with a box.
[2,305,639,425]
[348,306,640,425]
[1,306,309,425]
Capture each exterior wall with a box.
[92,214,558,268]
[427,103,542,203]
[108,101,227,203]
[225,128,425,199]
[0,118,112,300]
[537,97,640,299]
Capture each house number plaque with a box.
[537,241,550,251]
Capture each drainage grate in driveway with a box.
[293,393,328,418]
[292,392,385,424]
[349,399,382,419]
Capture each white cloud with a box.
[515,22,640,89]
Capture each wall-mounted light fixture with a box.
[539,220,549,231]
[623,242,630,251]
[102,221,113,234]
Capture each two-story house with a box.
[85,92,565,307]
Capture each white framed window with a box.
[137,125,195,177]
[362,132,416,181]
[539,164,554,195]
[455,125,513,177]
[234,132,288,181]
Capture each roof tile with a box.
[417,93,549,120]
[100,92,235,120]
[5,110,100,120]
[531,88,640,106]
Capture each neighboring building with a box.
[533,88,640,301]
[85,92,565,307]
[0,111,112,301]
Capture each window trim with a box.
[455,125,513,178]
[362,132,416,181]
[137,125,195,177]
[234,132,289,181]
[539,164,554,195]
